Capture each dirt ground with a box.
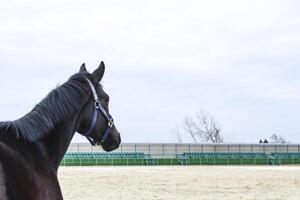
[58,166,300,200]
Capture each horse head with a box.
[77,62,121,151]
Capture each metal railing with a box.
[61,157,300,166]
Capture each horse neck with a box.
[41,107,84,170]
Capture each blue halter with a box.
[82,78,114,146]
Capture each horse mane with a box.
[0,73,92,142]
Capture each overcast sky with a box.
[0,0,300,143]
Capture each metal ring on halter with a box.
[94,100,101,109]
[108,118,114,128]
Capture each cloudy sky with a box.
[0,0,299,143]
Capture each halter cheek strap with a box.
[82,78,114,145]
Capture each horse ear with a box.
[80,63,87,73]
[92,61,105,83]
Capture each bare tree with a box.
[183,110,223,143]
[270,134,287,144]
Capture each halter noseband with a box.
[82,78,114,146]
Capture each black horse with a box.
[0,62,121,200]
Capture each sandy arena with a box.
[58,166,300,200]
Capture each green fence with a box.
[60,157,300,166]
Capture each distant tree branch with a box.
[182,109,223,143]
[270,134,287,144]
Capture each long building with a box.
[67,143,300,158]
